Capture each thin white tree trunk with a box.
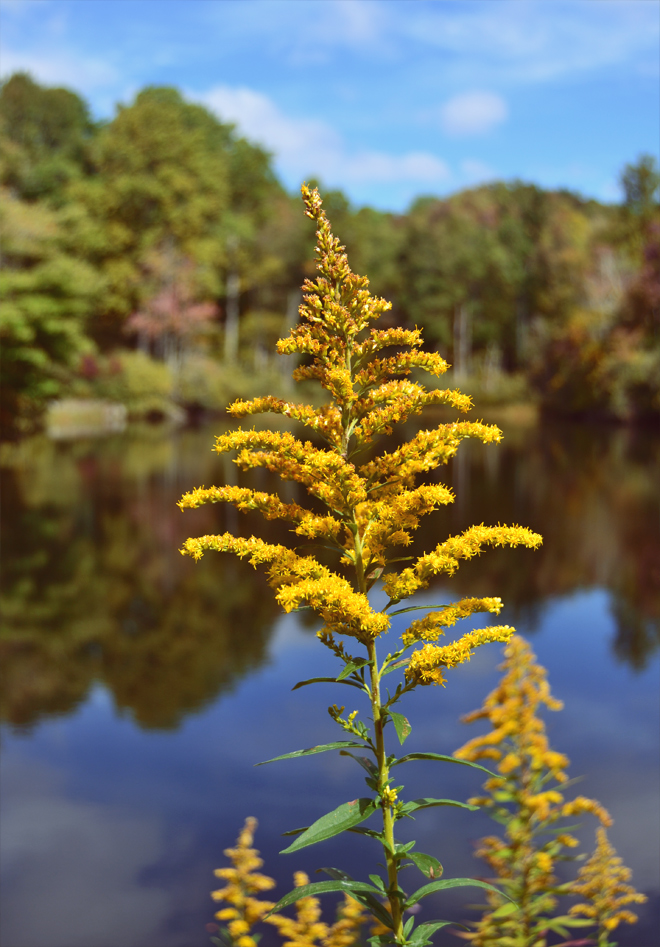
[224,271,240,364]
[453,302,471,380]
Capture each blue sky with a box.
[1,0,658,210]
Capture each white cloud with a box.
[0,46,119,91]
[402,0,660,84]
[1,757,170,947]
[441,91,508,137]
[202,84,450,190]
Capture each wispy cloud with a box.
[440,91,508,137]
[202,84,450,189]
[402,0,660,83]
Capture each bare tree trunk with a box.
[224,271,240,364]
[453,302,471,380]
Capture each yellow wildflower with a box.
[211,818,276,937]
[570,827,646,944]
[405,626,515,686]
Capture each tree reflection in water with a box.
[1,416,658,731]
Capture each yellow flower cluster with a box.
[268,872,330,947]
[180,533,389,641]
[211,817,276,947]
[359,420,497,492]
[401,596,503,646]
[569,827,646,939]
[384,525,541,603]
[180,185,541,683]
[405,626,515,687]
[212,820,366,947]
[453,636,634,947]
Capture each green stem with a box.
[367,637,404,942]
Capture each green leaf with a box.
[346,826,385,842]
[337,658,371,680]
[407,921,455,945]
[407,851,443,879]
[389,710,412,745]
[292,677,364,691]
[280,798,378,854]
[256,742,367,766]
[391,752,497,777]
[400,798,479,816]
[490,901,518,918]
[281,826,308,837]
[388,604,449,616]
[267,879,382,917]
[340,750,377,775]
[381,661,409,676]
[404,878,515,909]
[315,870,396,930]
[369,874,386,892]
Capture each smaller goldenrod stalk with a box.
[570,827,646,947]
[213,819,367,947]
[455,636,643,947]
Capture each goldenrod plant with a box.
[569,827,647,947]
[211,817,367,947]
[180,186,542,946]
[454,635,645,946]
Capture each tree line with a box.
[1,72,658,436]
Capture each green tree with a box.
[0,72,95,203]
[0,189,102,434]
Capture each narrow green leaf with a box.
[400,798,479,816]
[407,921,455,946]
[315,870,395,930]
[292,677,364,691]
[318,867,353,880]
[280,798,378,854]
[281,826,309,837]
[369,874,386,892]
[337,658,371,681]
[389,710,412,745]
[267,879,382,917]
[256,742,367,766]
[381,661,409,676]
[340,750,377,775]
[388,604,449,617]
[391,752,497,777]
[404,878,515,909]
[490,901,518,918]
[407,851,443,879]
[346,826,385,842]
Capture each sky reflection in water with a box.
[1,417,658,946]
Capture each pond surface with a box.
[1,413,659,947]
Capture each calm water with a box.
[1,414,659,947]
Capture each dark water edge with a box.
[1,415,658,947]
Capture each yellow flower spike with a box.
[401,596,503,646]
[405,626,515,687]
[211,818,278,941]
[384,525,542,603]
[570,827,646,942]
[454,636,624,947]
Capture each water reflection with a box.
[0,427,281,730]
[1,416,658,731]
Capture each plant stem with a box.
[368,638,404,943]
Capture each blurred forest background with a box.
[1,72,659,439]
